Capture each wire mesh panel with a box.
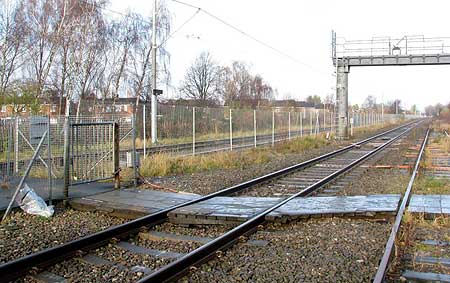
[290,111,301,138]
[195,107,228,142]
[69,121,119,186]
[0,116,56,203]
[157,104,193,146]
[0,119,14,179]
[231,108,254,149]
[255,109,272,146]
[274,111,289,142]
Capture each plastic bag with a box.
[15,183,54,218]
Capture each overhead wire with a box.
[171,0,332,77]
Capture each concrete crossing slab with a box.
[169,194,401,225]
[408,194,450,218]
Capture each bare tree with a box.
[223,61,252,107]
[179,52,223,106]
[0,0,26,94]
[362,95,377,109]
[22,0,69,97]
[250,74,273,107]
[128,4,171,104]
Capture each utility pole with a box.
[151,0,158,143]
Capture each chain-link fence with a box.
[0,104,412,219]
[0,114,137,219]
[134,104,407,157]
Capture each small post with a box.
[229,108,233,151]
[272,111,275,146]
[113,121,120,190]
[192,107,196,155]
[310,110,313,135]
[47,115,53,205]
[253,109,257,148]
[14,117,18,174]
[300,113,303,137]
[323,107,326,132]
[330,110,333,134]
[63,116,70,201]
[350,112,354,137]
[6,122,12,178]
[315,111,319,135]
[288,112,291,140]
[132,109,138,187]
[143,104,146,159]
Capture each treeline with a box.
[425,102,450,119]
[0,0,171,115]
[351,95,408,114]
[178,52,275,108]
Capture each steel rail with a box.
[0,120,419,282]
[372,127,430,283]
[137,121,425,283]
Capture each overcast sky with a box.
[110,0,450,111]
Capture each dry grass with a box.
[140,135,332,177]
[413,176,450,195]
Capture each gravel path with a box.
[180,218,392,283]
[0,208,127,263]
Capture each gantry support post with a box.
[336,62,349,139]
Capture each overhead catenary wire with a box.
[171,0,332,77]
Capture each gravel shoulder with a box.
[180,218,392,283]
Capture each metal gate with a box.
[67,121,120,189]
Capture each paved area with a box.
[0,177,115,211]
[70,189,201,219]
[408,194,450,217]
[170,194,401,224]
[70,189,402,223]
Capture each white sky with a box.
[111,0,450,111]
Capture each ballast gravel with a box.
[180,218,392,283]
[0,208,126,263]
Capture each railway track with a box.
[0,120,426,283]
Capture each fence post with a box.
[132,110,138,187]
[315,111,319,135]
[300,113,303,137]
[14,117,18,174]
[143,104,146,159]
[113,121,120,190]
[47,115,53,205]
[6,122,12,178]
[288,112,291,140]
[272,111,275,146]
[229,108,233,151]
[63,116,70,202]
[253,109,257,148]
[192,107,196,155]
[350,112,354,137]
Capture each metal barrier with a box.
[68,121,120,188]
